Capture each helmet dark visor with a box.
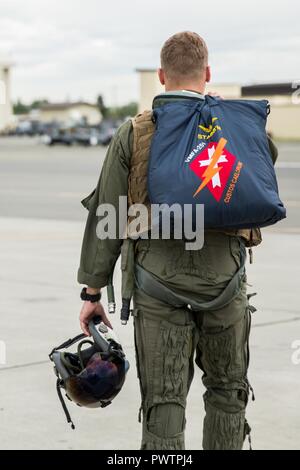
[65,352,125,407]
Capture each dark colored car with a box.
[43,127,75,146]
[97,122,120,145]
[73,127,100,146]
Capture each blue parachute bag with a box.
[147,95,286,229]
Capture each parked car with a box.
[97,122,119,145]
[73,127,100,146]
[15,120,33,136]
[41,120,120,147]
[42,127,75,146]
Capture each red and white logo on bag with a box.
[189,138,237,201]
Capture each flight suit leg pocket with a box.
[132,307,195,426]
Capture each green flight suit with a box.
[77,91,277,450]
[133,235,253,450]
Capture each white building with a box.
[137,69,300,140]
[37,101,102,126]
[0,58,13,131]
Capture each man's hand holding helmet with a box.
[79,287,112,336]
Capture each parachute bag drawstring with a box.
[56,379,75,430]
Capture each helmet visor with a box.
[65,352,126,407]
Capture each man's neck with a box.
[181,89,204,95]
[165,84,206,95]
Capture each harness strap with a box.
[134,239,246,312]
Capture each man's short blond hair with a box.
[160,31,208,82]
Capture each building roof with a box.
[39,102,98,111]
[135,69,299,98]
[241,82,297,96]
[135,68,157,73]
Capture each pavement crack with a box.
[0,319,299,373]
[0,360,49,372]
[253,317,300,328]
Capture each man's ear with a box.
[158,68,165,85]
[205,65,211,83]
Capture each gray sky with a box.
[1,0,300,106]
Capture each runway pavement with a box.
[0,137,299,449]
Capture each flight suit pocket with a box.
[165,242,217,281]
[133,308,195,411]
[199,303,251,385]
